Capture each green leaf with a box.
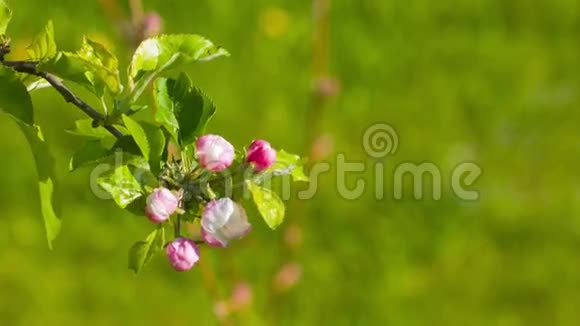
[0,66,33,124]
[128,226,165,274]
[25,78,51,92]
[97,164,143,208]
[0,0,11,35]
[27,20,57,61]
[247,181,285,230]
[122,115,166,175]
[19,123,62,249]
[0,66,61,249]
[153,77,179,141]
[15,73,51,93]
[80,38,119,74]
[38,51,100,95]
[1,116,62,249]
[66,119,116,139]
[77,37,122,94]
[267,150,309,182]
[72,150,149,172]
[176,78,216,143]
[38,38,122,96]
[69,140,110,171]
[19,122,61,249]
[129,34,229,101]
[66,124,148,171]
[101,153,150,171]
[124,196,147,216]
[153,73,216,144]
[128,104,148,115]
[130,34,229,80]
[111,135,144,156]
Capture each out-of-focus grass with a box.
[1,0,579,325]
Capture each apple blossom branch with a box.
[0,52,124,139]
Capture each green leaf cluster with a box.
[1,1,307,273]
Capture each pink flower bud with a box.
[146,188,179,223]
[310,133,334,161]
[246,140,276,172]
[201,198,251,247]
[273,262,302,292]
[166,237,199,271]
[230,282,253,310]
[196,135,235,172]
[142,12,163,38]
[213,300,230,321]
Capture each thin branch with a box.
[1,60,123,138]
[129,0,144,26]
[0,47,9,61]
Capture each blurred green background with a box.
[1,0,579,325]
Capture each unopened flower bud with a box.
[166,237,199,271]
[146,188,179,223]
[273,262,302,292]
[201,198,251,247]
[246,139,276,172]
[230,282,253,310]
[196,134,235,172]
[142,12,163,38]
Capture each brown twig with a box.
[0,46,9,61]
[128,0,144,26]
[1,60,124,138]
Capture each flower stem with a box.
[174,215,181,238]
